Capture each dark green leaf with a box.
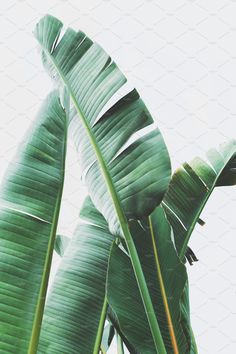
[34,14,171,235]
[162,140,236,259]
[0,91,67,353]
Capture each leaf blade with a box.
[0,91,67,353]
[162,140,236,259]
[34,15,171,352]
[34,14,171,234]
[38,198,114,354]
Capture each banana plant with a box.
[0,91,67,353]
[0,13,235,354]
[34,14,172,352]
[45,140,235,354]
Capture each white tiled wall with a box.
[0,1,236,353]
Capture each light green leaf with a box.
[54,234,70,257]
[34,15,171,351]
[0,91,67,353]
[38,197,114,354]
[107,207,193,354]
[162,140,236,260]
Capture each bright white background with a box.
[0,0,236,353]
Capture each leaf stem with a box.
[122,223,167,354]
[93,297,108,354]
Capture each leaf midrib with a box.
[43,48,128,232]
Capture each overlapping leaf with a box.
[53,231,137,354]
[107,207,193,354]
[38,197,114,354]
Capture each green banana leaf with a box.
[38,197,114,354]
[0,91,67,353]
[34,14,171,235]
[34,15,172,351]
[107,207,192,354]
[162,140,236,260]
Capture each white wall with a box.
[0,1,236,352]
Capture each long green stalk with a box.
[122,224,167,353]
[93,298,108,354]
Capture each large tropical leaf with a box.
[162,140,236,260]
[0,91,67,353]
[38,197,114,354]
[34,14,171,235]
[34,15,171,351]
[107,207,193,354]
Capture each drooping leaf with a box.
[38,197,114,354]
[162,140,236,260]
[107,207,193,354]
[0,91,67,353]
